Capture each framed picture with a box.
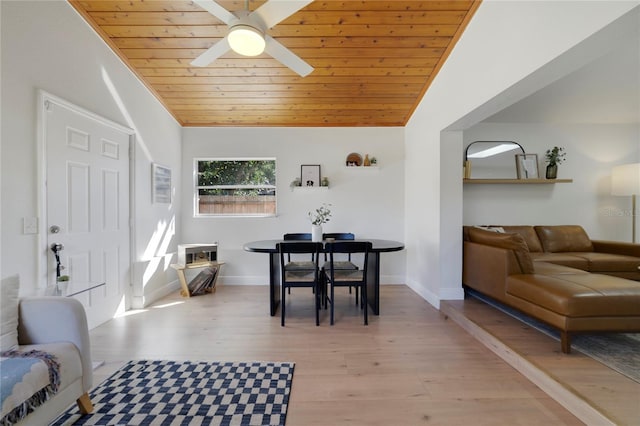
[152,163,172,203]
[515,154,539,179]
[301,164,321,187]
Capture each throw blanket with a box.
[0,350,60,426]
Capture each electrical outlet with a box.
[23,217,38,234]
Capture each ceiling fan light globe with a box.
[228,25,266,56]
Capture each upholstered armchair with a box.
[2,275,93,425]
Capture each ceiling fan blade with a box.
[253,0,313,29]
[193,0,237,25]
[191,37,231,67]
[264,35,313,77]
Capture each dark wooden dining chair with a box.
[283,233,315,294]
[322,233,357,270]
[323,241,372,325]
[278,242,323,326]
[283,233,314,267]
[322,232,358,298]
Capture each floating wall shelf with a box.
[291,186,330,191]
[463,178,573,184]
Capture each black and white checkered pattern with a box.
[51,360,295,426]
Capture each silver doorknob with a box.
[50,225,60,234]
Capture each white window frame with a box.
[194,157,277,218]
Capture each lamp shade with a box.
[228,24,265,57]
[612,163,640,196]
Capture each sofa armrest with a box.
[17,297,93,392]
[463,241,521,301]
[592,240,640,258]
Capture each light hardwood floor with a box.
[441,297,640,426]
[89,285,587,425]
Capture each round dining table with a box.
[243,239,404,317]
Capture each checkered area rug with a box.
[50,360,295,426]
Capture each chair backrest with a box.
[322,233,355,240]
[322,233,355,260]
[283,233,313,261]
[283,233,311,240]
[325,241,372,276]
[277,242,322,282]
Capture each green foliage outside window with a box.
[196,159,276,216]
[198,160,276,196]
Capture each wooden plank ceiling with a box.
[69,0,481,127]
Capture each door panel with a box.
[43,98,131,329]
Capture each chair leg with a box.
[322,274,328,309]
[315,283,320,326]
[361,284,368,325]
[77,393,93,414]
[330,282,335,325]
[281,284,286,327]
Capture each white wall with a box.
[0,2,3,284]
[463,123,640,241]
[405,1,640,308]
[0,1,182,306]
[181,127,406,285]
[2,0,638,317]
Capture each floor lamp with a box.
[612,163,640,243]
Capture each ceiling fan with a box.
[191,0,314,77]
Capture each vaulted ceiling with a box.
[69,0,480,127]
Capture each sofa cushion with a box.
[500,226,544,252]
[535,225,594,253]
[1,342,83,425]
[21,342,82,391]
[1,275,20,352]
[530,253,590,270]
[507,273,640,317]
[566,252,640,273]
[532,261,589,276]
[467,227,535,274]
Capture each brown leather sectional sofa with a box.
[462,225,640,353]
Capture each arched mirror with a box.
[464,141,524,179]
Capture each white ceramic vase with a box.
[312,225,323,242]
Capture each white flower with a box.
[308,203,332,225]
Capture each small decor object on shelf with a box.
[544,146,566,179]
[515,154,539,179]
[301,164,321,187]
[309,203,331,242]
[363,154,371,166]
[321,177,329,187]
[346,152,362,167]
[370,157,377,165]
[290,177,301,188]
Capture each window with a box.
[195,158,276,217]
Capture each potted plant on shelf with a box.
[308,203,331,242]
[544,146,566,179]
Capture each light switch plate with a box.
[23,217,38,234]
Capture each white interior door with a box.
[42,94,132,329]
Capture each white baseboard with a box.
[405,278,440,309]
[218,276,269,286]
[138,279,181,307]
[217,274,406,286]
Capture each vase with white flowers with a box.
[308,203,331,242]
